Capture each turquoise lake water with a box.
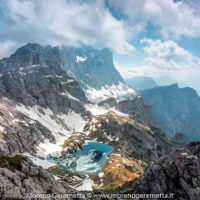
[46,142,114,174]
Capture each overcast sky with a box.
[0,0,200,93]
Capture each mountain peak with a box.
[12,43,43,56]
[61,45,125,90]
[0,43,90,115]
[169,83,179,88]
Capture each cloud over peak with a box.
[1,0,200,58]
[109,0,200,39]
[0,0,134,57]
[141,38,192,59]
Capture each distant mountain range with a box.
[141,83,200,141]
[126,75,200,141]
[126,76,157,91]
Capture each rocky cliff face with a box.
[0,44,95,196]
[0,99,55,156]
[60,46,136,101]
[61,46,125,90]
[0,43,89,116]
[141,84,200,141]
[98,96,158,127]
[118,142,200,200]
[116,97,158,128]
[0,43,134,102]
[0,155,70,200]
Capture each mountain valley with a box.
[0,44,199,200]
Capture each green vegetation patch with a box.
[47,166,67,177]
[197,179,200,187]
[0,155,27,172]
[2,133,9,140]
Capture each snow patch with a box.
[53,175,60,180]
[61,79,75,84]
[59,112,86,132]
[98,172,104,177]
[112,153,121,157]
[46,75,54,78]
[15,104,86,155]
[32,64,41,67]
[75,175,95,191]
[73,175,82,181]
[85,104,108,116]
[55,75,63,78]
[76,56,87,62]
[85,82,136,102]
[24,153,56,169]
[60,91,79,101]
[106,134,114,141]
[85,103,128,117]
[0,125,4,132]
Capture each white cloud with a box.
[1,0,199,58]
[116,38,200,93]
[141,38,200,70]
[0,0,134,56]
[0,40,21,59]
[108,0,200,39]
[141,38,191,59]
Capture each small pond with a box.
[46,142,114,174]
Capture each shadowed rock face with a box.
[61,46,125,89]
[141,84,200,141]
[0,43,89,116]
[118,142,200,200]
[98,97,158,128]
[98,97,117,108]
[116,97,158,128]
[126,76,157,91]
[173,132,190,146]
[186,142,200,163]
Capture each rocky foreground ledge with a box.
[0,155,70,200]
[108,142,200,200]
[0,142,199,200]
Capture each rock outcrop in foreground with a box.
[119,142,200,200]
[1,143,199,200]
[0,155,69,200]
